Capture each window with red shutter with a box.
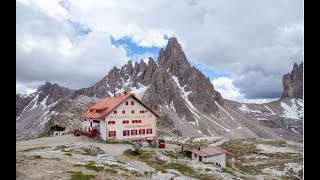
[131,130,137,135]
[114,110,117,114]
[108,121,115,124]
[140,110,145,114]
[132,110,134,114]
[147,128,152,134]
[109,131,116,137]
[125,101,128,105]
[93,120,100,123]
[123,130,130,136]
[139,129,145,135]
[138,120,141,123]
[131,101,134,105]
[122,110,125,114]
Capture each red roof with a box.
[81,93,160,119]
[187,146,227,157]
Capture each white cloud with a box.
[16,0,303,99]
[211,77,277,104]
[16,0,129,92]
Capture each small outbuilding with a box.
[185,146,227,168]
[49,125,65,136]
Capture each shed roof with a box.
[187,146,227,157]
[81,93,160,119]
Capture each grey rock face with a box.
[16,82,75,139]
[37,82,74,105]
[16,93,35,117]
[282,62,303,99]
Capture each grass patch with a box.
[21,146,49,152]
[162,151,176,158]
[104,168,117,174]
[61,149,70,152]
[155,168,168,173]
[104,163,121,168]
[203,162,215,165]
[33,155,42,159]
[16,159,24,164]
[123,149,131,157]
[120,167,129,172]
[164,163,194,175]
[123,148,166,168]
[73,163,104,172]
[115,160,125,164]
[205,168,212,172]
[105,140,132,145]
[68,171,95,180]
[56,145,68,150]
[64,153,72,156]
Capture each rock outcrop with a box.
[282,62,303,99]
[16,82,74,139]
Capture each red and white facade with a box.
[81,93,159,142]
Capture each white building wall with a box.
[100,121,107,141]
[82,118,100,133]
[104,96,157,141]
[191,152,226,168]
[53,131,64,136]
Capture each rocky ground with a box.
[16,135,303,180]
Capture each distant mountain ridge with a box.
[16,37,303,142]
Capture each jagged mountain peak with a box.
[282,61,303,99]
[158,37,190,73]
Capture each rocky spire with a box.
[158,37,191,77]
[282,62,303,99]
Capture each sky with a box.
[16,0,303,103]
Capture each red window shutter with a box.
[132,110,134,114]
[151,129,153,134]
[114,131,116,137]
[131,101,134,105]
[122,110,125,114]
[128,130,130,136]
[138,120,141,123]
[114,110,117,114]
[123,130,125,136]
[126,101,128,105]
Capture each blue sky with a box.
[111,36,161,60]
[111,36,231,80]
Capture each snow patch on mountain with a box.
[280,99,303,120]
